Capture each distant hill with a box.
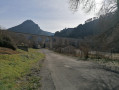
[8,20,54,36]
[55,13,118,39]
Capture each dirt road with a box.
[40,49,119,90]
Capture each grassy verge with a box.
[18,59,44,90]
[0,49,45,90]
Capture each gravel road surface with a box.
[40,49,119,90]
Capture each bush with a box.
[0,35,16,50]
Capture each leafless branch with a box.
[69,0,118,14]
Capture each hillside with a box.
[55,28,73,37]
[55,13,118,39]
[96,22,119,52]
[8,20,54,36]
[54,18,101,39]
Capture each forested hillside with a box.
[95,22,119,52]
[55,13,118,39]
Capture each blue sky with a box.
[0,0,97,33]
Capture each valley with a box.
[0,0,119,89]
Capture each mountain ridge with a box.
[55,13,118,39]
[8,20,54,36]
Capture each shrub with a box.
[0,35,16,50]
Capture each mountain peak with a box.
[8,20,54,36]
[22,20,35,25]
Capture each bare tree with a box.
[69,0,118,14]
[69,0,96,12]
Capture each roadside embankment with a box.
[0,48,45,90]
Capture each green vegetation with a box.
[0,49,45,90]
[0,30,16,50]
[18,61,43,90]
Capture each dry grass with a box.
[0,47,18,54]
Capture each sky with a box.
[0,0,100,33]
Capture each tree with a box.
[70,0,96,12]
[69,0,119,14]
